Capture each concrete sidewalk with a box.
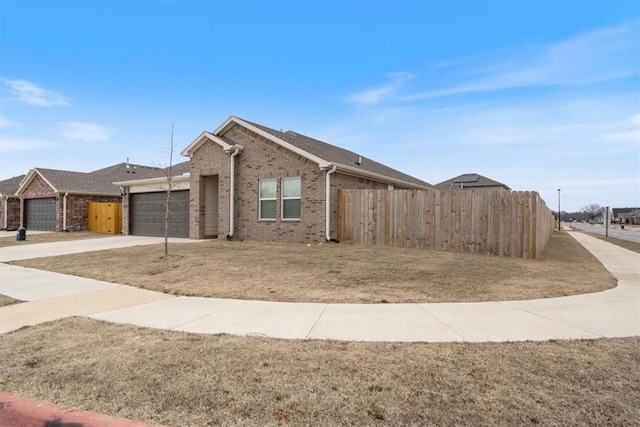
[1,232,638,342]
[0,235,198,262]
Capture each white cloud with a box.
[405,21,640,100]
[0,116,22,129]
[0,137,52,153]
[348,72,414,106]
[1,78,71,106]
[58,121,116,142]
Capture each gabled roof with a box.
[15,161,193,196]
[15,161,189,196]
[612,207,640,216]
[0,175,26,197]
[113,161,192,186]
[435,173,511,191]
[90,162,165,181]
[182,116,433,190]
[17,168,123,196]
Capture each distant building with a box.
[612,207,640,225]
[435,173,511,193]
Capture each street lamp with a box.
[557,189,561,231]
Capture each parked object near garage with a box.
[16,226,26,241]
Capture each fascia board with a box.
[181,131,235,157]
[219,116,330,168]
[331,162,434,191]
[55,191,121,197]
[113,173,191,187]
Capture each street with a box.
[569,222,640,243]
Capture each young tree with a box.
[163,124,175,258]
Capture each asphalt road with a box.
[569,222,640,243]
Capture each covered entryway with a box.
[204,175,219,238]
[130,190,189,237]
[24,198,56,231]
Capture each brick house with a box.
[0,175,25,230]
[180,116,433,242]
[14,163,164,232]
[115,161,191,237]
[435,173,511,192]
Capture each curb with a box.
[0,391,167,427]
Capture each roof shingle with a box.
[242,119,432,188]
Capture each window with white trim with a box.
[282,177,301,220]
[259,179,277,220]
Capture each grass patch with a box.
[0,318,638,426]
[11,231,616,303]
[0,231,103,248]
[593,235,640,254]
[0,295,22,307]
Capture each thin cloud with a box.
[0,116,22,129]
[1,78,71,106]
[406,21,640,100]
[58,121,116,142]
[349,72,415,106]
[0,137,53,153]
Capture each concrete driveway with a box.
[1,232,638,342]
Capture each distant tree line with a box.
[557,203,605,222]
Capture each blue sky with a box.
[1,0,638,212]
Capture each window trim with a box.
[281,177,301,220]
[259,178,277,221]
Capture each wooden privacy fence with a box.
[88,202,122,235]
[337,189,555,259]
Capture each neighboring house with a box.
[175,116,433,242]
[613,207,640,225]
[14,163,164,232]
[435,173,511,192]
[115,161,191,238]
[0,175,25,230]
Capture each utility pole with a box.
[557,189,561,231]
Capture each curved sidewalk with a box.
[1,233,638,342]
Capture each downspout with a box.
[62,192,69,231]
[325,165,339,242]
[226,146,242,239]
[3,197,7,229]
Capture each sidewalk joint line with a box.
[415,303,466,341]
[304,304,329,340]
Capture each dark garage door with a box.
[130,191,189,238]
[24,198,56,231]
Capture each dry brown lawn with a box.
[0,231,103,248]
[12,231,616,303]
[1,318,638,426]
[0,295,21,307]
[594,235,640,253]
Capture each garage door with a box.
[24,198,56,231]
[130,191,189,238]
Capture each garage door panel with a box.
[130,191,189,238]
[25,198,56,231]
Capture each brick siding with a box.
[20,173,120,231]
[189,123,398,242]
[0,197,21,230]
[65,195,121,231]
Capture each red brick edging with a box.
[0,391,167,427]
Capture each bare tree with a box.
[162,124,175,258]
[581,203,604,221]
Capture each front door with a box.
[204,175,218,237]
